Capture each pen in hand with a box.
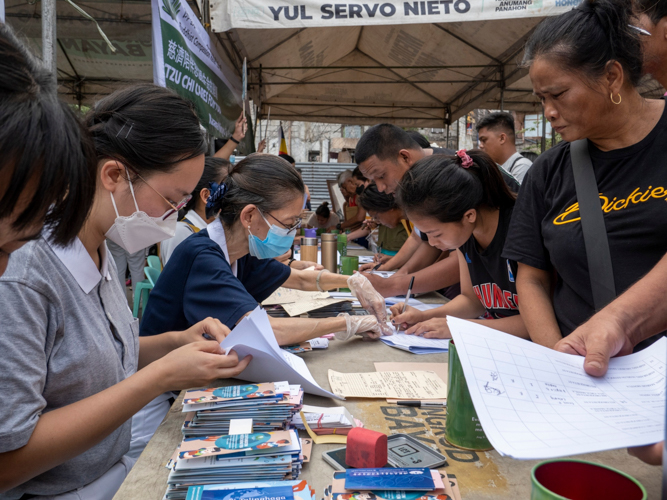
[397,276,415,332]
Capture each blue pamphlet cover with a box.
[188,485,294,500]
[344,468,435,491]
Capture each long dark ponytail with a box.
[396,150,515,223]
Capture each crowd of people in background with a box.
[0,0,666,496]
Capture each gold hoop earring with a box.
[610,92,622,105]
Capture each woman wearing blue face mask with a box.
[140,153,391,345]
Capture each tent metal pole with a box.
[42,0,57,88]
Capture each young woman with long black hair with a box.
[390,150,528,340]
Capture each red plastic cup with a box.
[531,460,647,500]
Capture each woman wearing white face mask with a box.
[0,84,250,500]
[140,153,393,345]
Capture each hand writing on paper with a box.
[389,304,424,330]
[405,318,451,339]
[554,316,633,376]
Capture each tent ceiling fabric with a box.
[4,0,240,106]
[212,1,566,127]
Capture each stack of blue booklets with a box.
[185,479,315,500]
[180,382,304,437]
[164,429,304,500]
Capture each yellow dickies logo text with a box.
[554,186,667,225]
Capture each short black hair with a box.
[0,24,97,246]
[524,0,643,87]
[279,153,295,165]
[634,0,667,23]
[476,112,515,138]
[352,166,368,182]
[358,184,398,213]
[355,123,420,165]
[406,130,431,149]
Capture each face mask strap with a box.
[109,191,121,218]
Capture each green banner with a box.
[153,0,241,138]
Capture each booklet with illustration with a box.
[178,430,293,460]
[184,383,279,405]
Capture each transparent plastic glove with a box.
[347,273,393,336]
[334,313,382,341]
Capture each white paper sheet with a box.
[447,316,667,459]
[380,333,450,354]
[220,307,342,400]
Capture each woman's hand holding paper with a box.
[153,342,251,392]
[334,313,381,341]
[406,318,451,339]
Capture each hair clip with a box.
[206,182,228,208]
[456,149,473,168]
[115,121,134,139]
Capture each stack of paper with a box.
[291,405,361,435]
[181,382,304,437]
[380,333,450,354]
[165,430,305,500]
[262,287,351,317]
[324,469,461,500]
[220,307,341,400]
[185,480,316,500]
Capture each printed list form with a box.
[447,317,666,460]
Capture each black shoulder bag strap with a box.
[570,139,616,310]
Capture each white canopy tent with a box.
[209,0,576,128]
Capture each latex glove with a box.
[334,313,381,341]
[347,273,393,336]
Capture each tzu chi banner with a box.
[210,0,577,31]
[151,0,241,138]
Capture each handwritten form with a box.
[328,370,448,399]
[447,317,666,459]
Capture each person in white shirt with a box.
[476,111,533,183]
[160,157,230,266]
[306,201,340,231]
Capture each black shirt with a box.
[460,207,519,319]
[503,103,667,337]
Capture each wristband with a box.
[229,136,240,144]
[288,258,295,268]
[336,223,342,230]
[316,269,326,292]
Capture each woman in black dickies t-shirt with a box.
[502,0,667,349]
[388,150,528,340]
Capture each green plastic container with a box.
[337,233,348,258]
[339,255,358,292]
[531,460,647,500]
[444,340,493,451]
